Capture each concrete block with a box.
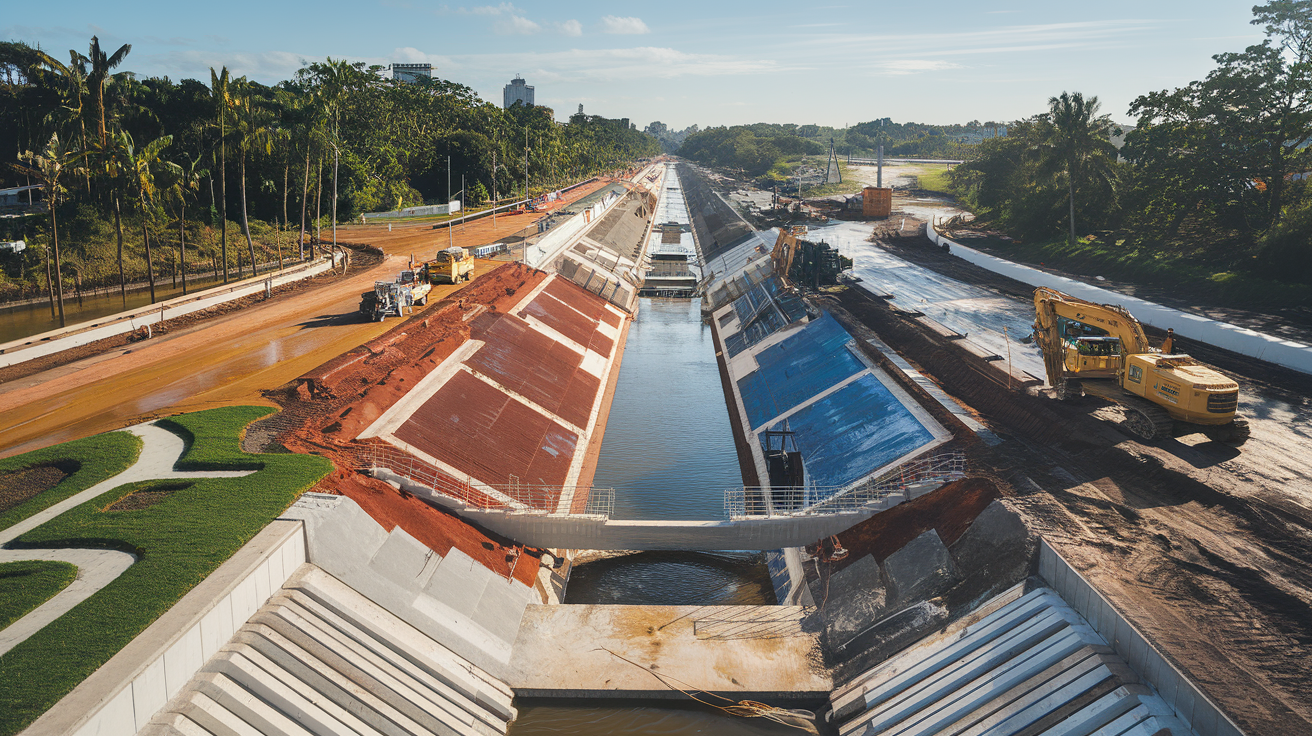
[177,691,263,736]
[199,599,235,662]
[883,529,960,606]
[217,646,378,736]
[421,547,492,618]
[163,623,205,700]
[143,713,211,736]
[1040,686,1144,736]
[205,651,360,736]
[267,597,488,734]
[370,526,442,591]
[285,496,389,577]
[193,672,313,735]
[71,685,135,736]
[470,577,535,645]
[285,567,514,721]
[131,654,169,732]
[231,574,260,626]
[271,590,504,733]
[234,627,424,736]
[254,556,272,607]
[948,500,1032,583]
[821,554,888,649]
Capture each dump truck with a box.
[359,266,432,322]
[1032,286,1249,445]
[429,246,474,284]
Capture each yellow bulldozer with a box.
[1032,287,1249,445]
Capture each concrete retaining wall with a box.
[0,257,338,369]
[927,223,1312,375]
[1038,539,1246,736]
[22,520,306,736]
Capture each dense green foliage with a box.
[0,561,77,630]
[0,40,657,300]
[0,430,142,533]
[0,406,331,735]
[948,1,1312,291]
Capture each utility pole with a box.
[491,149,497,231]
[524,128,529,202]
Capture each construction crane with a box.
[1032,287,1249,445]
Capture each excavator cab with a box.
[1057,319,1121,378]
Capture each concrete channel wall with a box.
[0,256,338,370]
[1038,539,1246,736]
[927,223,1312,375]
[23,520,306,736]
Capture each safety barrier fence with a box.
[359,442,614,517]
[724,452,967,519]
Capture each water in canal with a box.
[509,699,820,736]
[591,297,743,520]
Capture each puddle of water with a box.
[563,551,777,606]
[509,699,820,736]
[592,297,743,520]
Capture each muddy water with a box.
[591,297,743,520]
[563,551,776,606]
[0,277,226,345]
[509,699,818,736]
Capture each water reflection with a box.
[0,277,226,344]
[563,551,776,606]
[510,699,821,736]
[592,298,743,520]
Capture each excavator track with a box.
[1204,418,1251,447]
[1113,393,1177,442]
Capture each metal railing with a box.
[724,452,967,519]
[359,442,614,517]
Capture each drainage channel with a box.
[534,295,786,734]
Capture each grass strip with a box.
[0,406,331,735]
[0,561,78,631]
[0,432,143,534]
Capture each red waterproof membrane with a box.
[543,276,621,327]
[467,313,600,428]
[393,370,578,495]
[520,291,604,350]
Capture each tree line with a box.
[0,38,659,321]
[953,0,1312,284]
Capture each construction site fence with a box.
[360,442,614,517]
[724,452,967,519]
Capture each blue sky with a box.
[4,1,1264,129]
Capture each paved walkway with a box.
[0,422,256,656]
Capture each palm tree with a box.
[74,36,131,149]
[165,154,206,295]
[230,78,278,276]
[114,131,180,303]
[318,59,352,250]
[209,66,233,281]
[11,132,85,327]
[1041,91,1119,247]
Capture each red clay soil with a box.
[821,477,1002,574]
[272,261,549,585]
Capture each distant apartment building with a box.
[503,76,534,108]
[390,63,433,84]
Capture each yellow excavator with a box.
[1033,287,1248,445]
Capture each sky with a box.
[4,0,1266,130]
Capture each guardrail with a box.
[724,452,967,519]
[359,442,613,517]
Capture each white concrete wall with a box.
[1038,539,1246,736]
[0,258,336,369]
[927,223,1312,375]
[363,200,461,219]
[20,520,306,736]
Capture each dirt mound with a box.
[265,261,549,586]
[817,477,1002,574]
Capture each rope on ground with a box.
[595,646,818,734]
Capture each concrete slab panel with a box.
[163,625,205,700]
[821,554,889,648]
[884,529,961,605]
[948,500,1033,584]
[422,547,492,618]
[370,526,442,590]
[71,686,135,736]
[176,691,263,736]
[199,598,236,662]
[131,655,169,732]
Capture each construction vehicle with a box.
[1032,287,1249,445]
[429,246,474,284]
[359,266,431,322]
[772,227,853,289]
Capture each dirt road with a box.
[0,179,617,459]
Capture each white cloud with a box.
[600,16,650,35]
[458,3,519,15]
[495,14,540,34]
[556,19,583,37]
[453,46,784,83]
[877,59,961,75]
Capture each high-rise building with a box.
[503,75,534,108]
[390,63,432,84]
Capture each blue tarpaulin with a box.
[737,314,866,429]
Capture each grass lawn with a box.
[916,166,954,194]
[0,561,77,630]
[0,406,332,736]
[0,432,143,534]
